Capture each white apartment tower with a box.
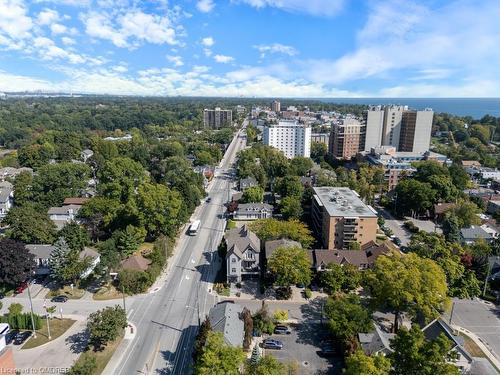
[263,120,311,158]
[271,100,281,112]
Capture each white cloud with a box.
[197,0,215,13]
[254,43,297,57]
[0,0,33,39]
[81,9,178,48]
[61,36,76,45]
[214,54,234,63]
[37,9,59,25]
[201,36,214,47]
[203,48,212,57]
[233,0,344,17]
[166,55,183,67]
[50,23,68,34]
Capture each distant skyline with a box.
[1,0,500,97]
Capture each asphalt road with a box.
[114,122,247,374]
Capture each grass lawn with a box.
[72,332,124,374]
[22,318,76,349]
[46,286,86,300]
[93,284,126,301]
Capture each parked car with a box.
[295,283,305,289]
[318,345,338,357]
[262,339,283,350]
[274,325,291,335]
[206,197,212,203]
[0,292,4,300]
[393,237,402,246]
[51,295,69,303]
[13,331,32,345]
[15,281,28,294]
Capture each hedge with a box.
[0,313,42,330]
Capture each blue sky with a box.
[0,0,499,97]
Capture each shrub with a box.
[118,269,151,294]
[304,288,312,299]
[87,306,127,351]
[273,309,289,322]
[0,313,42,330]
[67,354,97,375]
[252,302,275,335]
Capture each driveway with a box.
[263,323,342,375]
[378,208,411,246]
[447,299,500,360]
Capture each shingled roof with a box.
[224,225,260,259]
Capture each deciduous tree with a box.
[193,331,245,375]
[87,306,127,351]
[267,246,311,287]
[344,350,391,375]
[0,239,35,287]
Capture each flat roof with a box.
[313,187,377,218]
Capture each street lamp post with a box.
[46,313,51,340]
[26,279,37,339]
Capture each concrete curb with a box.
[101,321,137,375]
[451,324,500,369]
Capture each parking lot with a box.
[262,323,343,375]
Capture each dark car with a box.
[393,237,402,246]
[15,281,28,294]
[51,295,69,303]
[274,325,291,335]
[262,339,283,350]
[206,197,212,203]
[0,293,4,300]
[13,331,32,345]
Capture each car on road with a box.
[263,339,283,350]
[0,292,4,299]
[15,281,28,294]
[274,325,291,335]
[206,197,211,203]
[13,331,32,345]
[51,295,69,303]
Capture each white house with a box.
[79,247,100,278]
[48,204,82,229]
[0,181,13,219]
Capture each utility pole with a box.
[46,313,51,340]
[483,261,491,297]
[27,280,37,338]
[448,301,455,326]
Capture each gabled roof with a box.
[434,203,457,215]
[359,325,395,355]
[26,244,55,260]
[311,243,390,269]
[208,302,244,347]
[236,203,273,212]
[422,318,473,363]
[63,197,90,205]
[120,254,151,271]
[460,226,493,241]
[0,181,13,203]
[48,204,82,215]
[264,239,301,259]
[79,247,99,260]
[225,225,260,259]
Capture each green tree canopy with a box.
[249,218,314,248]
[241,186,264,203]
[279,195,303,219]
[97,157,147,203]
[0,239,35,287]
[344,350,391,375]
[267,246,312,287]
[245,355,287,375]
[87,306,127,351]
[364,253,448,332]
[4,205,57,244]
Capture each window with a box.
[231,258,236,263]
[231,268,237,273]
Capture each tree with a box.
[67,355,97,375]
[442,214,461,242]
[395,179,436,216]
[288,157,313,176]
[49,238,90,285]
[3,206,57,244]
[113,225,146,257]
[0,239,35,287]
[193,317,212,363]
[279,196,303,219]
[8,303,23,315]
[97,157,147,203]
[344,350,391,375]
[136,182,183,238]
[241,186,264,203]
[193,331,246,375]
[241,308,253,350]
[448,164,470,190]
[249,219,314,248]
[267,246,311,287]
[13,171,33,207]
[17,143,54,169]
[364,253,448,332]
[390,325,460,375]
[311,142,327,163]
[58,222,90,251]
[276,175,304,198]
[245,355,287,375]
[78,197,121,240]
[320,264,344,294]
[447,200,481,228]
[324,294,372,344]
[273,309,288,322]
[87,306,127,351]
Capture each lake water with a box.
[318,98,500,119]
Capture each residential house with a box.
[0,181,13,219]
[80,149,94,162]
[0,167,33,181]
[358,325,395,355]
[233,203,273,221]
[460,225,493,245]
[422,319,473,374]
[308,241,390,271]
[239,177,258,191]
[433,203,457,222]
[48,204,82,229]
[208,301,244,347]
[487,200,500,215]
[461,160,481,168]
[63,197,90,206]
[79,247,100,278]
[225,225,260,283]
[26,244,55,275]
[488,256,500,281]
[264,239,302,262]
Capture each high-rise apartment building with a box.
[362,105,433,153]
[271,100,281,112]
[329,117,365,159]
[263,120,311,158]
[203,108,233,128]
[311,187,378,250]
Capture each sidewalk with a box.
[451,324,500,369]
[102,322,137,375]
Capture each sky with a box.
[0,0,500,97]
